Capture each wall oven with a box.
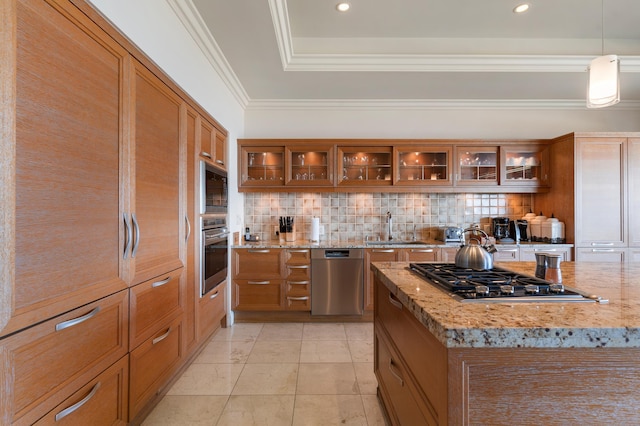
[201,161,227,214]
[201,215,228,296]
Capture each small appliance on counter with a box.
[492,217,512,242]
[437,226,464,243]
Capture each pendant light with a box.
[587,0,620,108]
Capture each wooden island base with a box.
[374,277,640,425]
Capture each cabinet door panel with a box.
[232,280,284,311]
[629,138,640,248]
[6,0,128,336]
[575,138,625,246]
[130,60,183,285]
[232,249,283,279]
[364,249,401,311]
[198,284,226,341]
[403,248,438,262]
[575,247,626,262]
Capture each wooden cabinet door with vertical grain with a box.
[2,0,129,337]
[128,59,184,285]
[628,138,640,249]
[364,248,402,311]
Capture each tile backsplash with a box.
[244,192,533,242]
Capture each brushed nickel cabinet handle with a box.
[55,307,100,331]
[288,281,310,285]
[215,159,224,165]
[410,249,433,253]
[131,213,140,258]
[152,276,171,288]
[185,215,191,243]
[288,249,309,253]
[152,327,171,345]
[288,265,309,269]
[55,382,101,421]
[248,280,270,285]
[591,242,614,246]
[210,291,219,299]
[201,151,212,159]
[247,249,270,253]
[388,293,403,310]
[592,249,615,252]
[373,249,395,253]
[123,213,132,259]
[388,359,404,387]
[287,296,309,301]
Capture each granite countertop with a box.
[371,261,640,349]
[231,239,572,249]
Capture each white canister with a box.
[542,215,565,243]
[529,212,547,242]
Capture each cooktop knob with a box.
[476,285,490,296]
[524,284,540,294]
[549,283,565,293]
[500,285,514,295]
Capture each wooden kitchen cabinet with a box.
[183,107,198,355]
[438,246,459,262]
[403,247,438,261]
[629,138,640,250]
[284,249,312,311]
[500,144,550,188]
[199,115,227,169]
[198,284,226,341]
[394,146,452,186]
[232,248,285,311]
[286,145,334,186]
[455,145,499,186]
[338,146,393,187]
[1,290,129,425]
[364,248,402,311]
[240,146,285,186]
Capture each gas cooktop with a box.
[408,263,606,303]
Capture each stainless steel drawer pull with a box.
[388,359,404,387]
[123,213,132,259]
[185,215,191,243]
[215,159,224,165]
[288,250,309,253]
[152,276,172,288]
[591,242,614,246]
[288,265,309,269]
[247,249,270,253]
[592,249,615,252]
[131,213,140,258]
[373,249,395,253]
[210,291,219,299]
[287,296,309,301]
[289,281,310,285]
[248,280,270,285]
[201,151,212,159]
[55,307,100,331]
[388,293,403,310]
[410,249,433,253]
[534,248,557,252]
[499,249,518,253]
[152,327,171,345]
[55,382,101,421]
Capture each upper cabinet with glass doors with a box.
[337,146,393,187]
[240,146,285,187]
[500,145,550,187]
[455,146,499,186]
[394,146,452,186]
[286,146,334,186]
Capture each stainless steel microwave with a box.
[201,161,227,214]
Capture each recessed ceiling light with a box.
[336,3,350,12]
[513,3,530,13]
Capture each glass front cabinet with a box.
[455,146,499,186]
[337,146,393,186]
[500,145,550,187]
[285,146,334,186]
[394,146,452,186]
[240,146,285,187]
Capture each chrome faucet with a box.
[386,211,393,240]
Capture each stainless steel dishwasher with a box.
[311,248,364,315]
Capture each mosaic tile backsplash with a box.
[244,192,533,242]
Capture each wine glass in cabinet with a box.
[455,146,498,186]
[395,146,452,186]
[241,147,284,186]
[285,146,334,186]
[338,146,393,186]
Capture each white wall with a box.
[245,107,640,139]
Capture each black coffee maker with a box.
[492,217,511,241]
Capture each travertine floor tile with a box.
[361,394,389,426]
[349,340,374,362]
[258,323,304,341]
[194,339,255,364]
[302,323,347,340]
[300,340,352,363]
[167,363,243,396]
[232,363,298,395]
[345,323,374,341]
[216,395,295,426]
[212,323,263,342]
[292,394,368,426]
[353,363,377,395]
[140,395,227,426]
[246,340,301,363]
[297,363,359,395]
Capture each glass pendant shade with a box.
[587,54,620,108]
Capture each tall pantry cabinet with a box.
[534,132,640,262]
[1,0,227,424]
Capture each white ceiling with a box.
[169,0,640,109]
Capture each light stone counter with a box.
[372,261,640,349]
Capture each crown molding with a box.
[246,99,640,111]
[165,0,249,108]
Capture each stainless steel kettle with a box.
[455,228,497,270]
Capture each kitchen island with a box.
[371,261,640,425]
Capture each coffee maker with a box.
[492,217,511,241]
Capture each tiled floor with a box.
[142,322,388,426]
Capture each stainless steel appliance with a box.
[492,217,511,241]
[311,249,364,315]
[409,263,608,303]
[438,226,464,243]
[201,215,228,296]
[201,161,227,214]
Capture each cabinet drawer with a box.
[4,290,129,425]
[34,355,129,426]
[232,279,284,311]
[403,248,438,262]
[285,294,311,311]
[519,246,571,262]
[375,331,435,426]
[575,247,627,262]
[493,247,519,261]
[232,249,283,279]
[285,263,311,281]
[198,284,226,341]
[375,281,446,421]
[129,315,184,419]
[129,268,183,349]
[285,249,311,264]
[286,280,310,296]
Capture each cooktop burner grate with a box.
[408,263,595,303]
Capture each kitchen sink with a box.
[365,240,430,246]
